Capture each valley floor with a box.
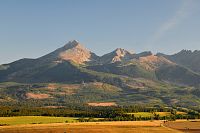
[0,121,182,133]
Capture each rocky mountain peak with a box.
[177,49,192,55]
[114,48,130,57]
[63,40,84,50]
[99,48,133,63]
[59,40,93,64]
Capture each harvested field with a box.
[0,121,181,133]
[164,120,200,133]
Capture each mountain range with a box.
[0,40,200,109]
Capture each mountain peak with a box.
[179,49,192,54]
[176,49,200,55]
[115,48,124,51]
[63,40,83,49]
[59,40,94,64]
[114,48,130,57]
[100,48,133,63]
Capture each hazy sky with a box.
[0,0,200,64]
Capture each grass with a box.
[0,116,78,125]
[176,111,187,115]
[127,112,154,117]
[155,112,171,117]
[155,112,187,117]
[127,112,187,117]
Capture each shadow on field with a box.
[164,121,200,133]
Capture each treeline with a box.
[77,110,200,122]
[77,114,200,122]
[0,105,199,122]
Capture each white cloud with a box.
[147,0,195,48]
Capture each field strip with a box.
[0,121,184,133]
[0,121,162,128]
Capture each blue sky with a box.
[0,0,200,64]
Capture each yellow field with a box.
[155,112,187,117]
[127,112,187,117]
[127,112,153,117]
[0,116,77,125]
[0,121,181,133]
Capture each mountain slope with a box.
[87,62,156,80]
[156,64,200,86]
[157,50,200,74]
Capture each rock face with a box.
[139,55,175,70]
[59,40,93,64]
[100,48,133,64]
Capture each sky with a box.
[0,0,200,64]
